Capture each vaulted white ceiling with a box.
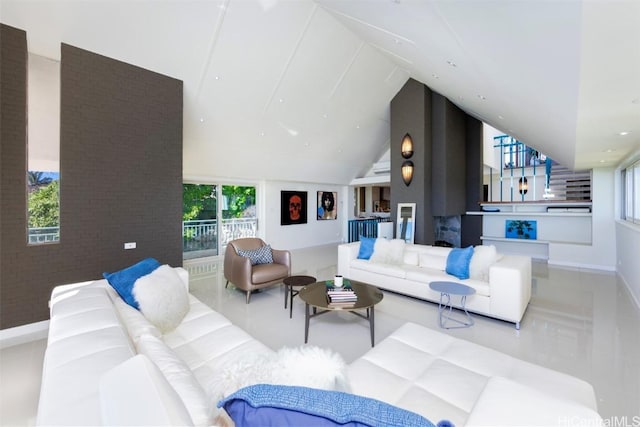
[2,0,639,185]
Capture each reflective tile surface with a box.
[186,244,640,421]
[1,243,638,425]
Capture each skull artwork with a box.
[289,195,302,221]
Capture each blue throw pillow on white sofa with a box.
[218,384,436,427]
[103,257,161,309]
[357,236,376,260]
[445,246,474,280]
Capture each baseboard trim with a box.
[547,259,617,272]
[0,320,49,349]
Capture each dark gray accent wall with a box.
[431,92,467,217]
[462,115,483,247]
[390,78,483,246]
[390,78,433,245]
[1,28,183,329]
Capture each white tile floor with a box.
[1,243,639,425]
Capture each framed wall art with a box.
[317,191,337,220]
[281,191,307,225]
[396,203,416,244]
[505,219,537,240]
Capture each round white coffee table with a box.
[429,281,476,329]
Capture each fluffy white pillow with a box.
[209,346,350,405]
[469,245,498,281]
[133,264,190,333]
[370,238,405,265]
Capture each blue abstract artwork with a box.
[505,220,537,240]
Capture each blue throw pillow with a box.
[103,258,161,309]
[218,384,436,427]
[445,246,474,280]
[357,236,376,260]
[237,245,274,265]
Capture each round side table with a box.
[429,281,476,329]
[283,275,316,318]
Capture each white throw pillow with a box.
[133,264,190,333]
[469,245,498,281]
[370,238,405,264]
[209,345,350,405]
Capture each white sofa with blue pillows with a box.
[36,258,601,426]
[338,238,532,329]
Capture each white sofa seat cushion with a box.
[99,354,195,426]
[465,377,601,427]
[349,323,601,426]
[402,268,491,297]
[351,259,407,279]
[163,296,275,396]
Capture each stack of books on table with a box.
[326,282,357,307]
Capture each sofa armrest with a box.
[488,255,532,324]
[338,242,360,277]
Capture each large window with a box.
[182,183,257,260]
[27,53,60,245]
[622,160,640,224]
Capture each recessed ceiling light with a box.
[600,159,607,163]
[279,98,284,103]
[604,148,616,153]
[322,113,328,119]
[498,115,504,120]
[199,118,205,123]
[619,131,630,136]
[214,76,220,80]
[356,125,360,129]
[259,131,265,137]
[477,95,486,100]
[446,60,457,67]
[431,73,439,79]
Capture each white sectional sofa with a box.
[338,240,532,329]
[37,266,602,426]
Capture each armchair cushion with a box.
[237,245,274,265]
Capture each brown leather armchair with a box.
[224,238,291,303]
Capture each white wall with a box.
[614,150,640,308]
[263,181,348,250]
[548,168,617,270]
[616,221,640,308]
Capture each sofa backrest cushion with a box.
[419,253,448,271]
[136,334,212,427]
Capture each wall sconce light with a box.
[518,176,528,194]
[402,160,414,186]
[401,133,414,159]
